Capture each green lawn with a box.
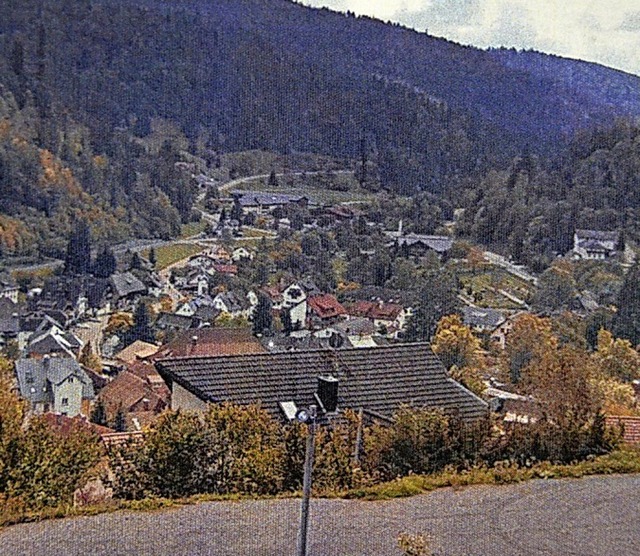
[143,243,203,270]
[232,175,377,205]
[179,220,208,239]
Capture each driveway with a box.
[2,475,639,556]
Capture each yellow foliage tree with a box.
[432,314,481,370]
[504,313,558,384]
[0,356,25,493]
[593,329,640,382]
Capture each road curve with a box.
[2,475,639,556]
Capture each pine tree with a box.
[64,219,92,275]
[113,406,127,433]
[267,169,279,187]
[129,301,155,344]
[90,399,108,427]
[93,246,117,278]
[149,247,157,269]
[252,293,273,335]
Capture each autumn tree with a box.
[432,314,481,370]
[0,356,24,494]
[78,341,102,372]
[504,314,557,384]
[613,262,640,347]
[592,329,640,382]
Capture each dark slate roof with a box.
[157,343,488,422]
[15,357,94,403]
[575,229,619,242]
[156,312,199,331]
[461,307,507,330]
[0,298,23,334]
[393,234,454,253]
[233,191,308,207]
[110,272,147,298]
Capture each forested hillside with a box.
[1,0,640,258]
[457,121,640,269]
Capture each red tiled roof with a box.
[98,371,166,415]
[308,294,346,319]
[41,413,114,437]
[213,264,238,275]
[345,300,403,321]
[153,328,266,359]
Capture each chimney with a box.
[316,375,339,413]
[398,219,403,235]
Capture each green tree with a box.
[127,301,155,344]
[613,262,640,347]
[64,219,92,275]
[148,247,157,269]
[93,245,117,278]
[90,399,108,427]
[252,293,273,335]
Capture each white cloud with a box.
[300,0,640,75]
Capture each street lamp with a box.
[295,404,317,556]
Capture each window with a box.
[61,398,69,406]
[68,377,74,384]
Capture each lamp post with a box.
[296,404,317,556]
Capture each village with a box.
[1,168,638,451]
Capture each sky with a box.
[300,0,640,76]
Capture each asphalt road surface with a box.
[2,475,639,556]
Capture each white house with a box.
[573,229,620,260]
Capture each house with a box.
[152,328,266,359]
[232,247,254,262]
[212,291,253,319]
[110,272,147,307]
[15,356,95,417]
[573,229,620,260]
[114,340,159,365]
[175,295,215,317]
[307,294,347,324]
[0,273,19,303]
[0,297,23,348]
[461,307,507,333]
[386,226,454,258]
[212,264,238,276]
[345,300,408,337]
[232,191,309,215]
[157,343,489,423]
[26,320,83,359]
[155,312,202,333]
[97,370,168,431]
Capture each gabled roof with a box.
[153,328,266,359]
[110,272,147,298]
[214,291,250,313]
[346,300,403,321]
[114,340,159,364]
[233,191,308,207]
[0,298,22,334]
[156,312,199,331]
[392,233,454,253]
[27,327,83,357]
[308,294,346,320]
[15,357,94,403]
[157,343,488,422]
[98,370,166,414]
[461,307,507,330]
[575,229,619,242]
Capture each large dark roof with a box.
[157,343,488,422]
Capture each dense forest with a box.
[1,0,640,259]
[457,121,640,269]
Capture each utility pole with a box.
[296,404,317,556]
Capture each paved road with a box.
[2,475,639,556]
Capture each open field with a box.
[2,474,639,556]
[142,243,203,270]
[231,175,377,205]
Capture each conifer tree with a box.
[613,262,640,348]
[64,219,92,275]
